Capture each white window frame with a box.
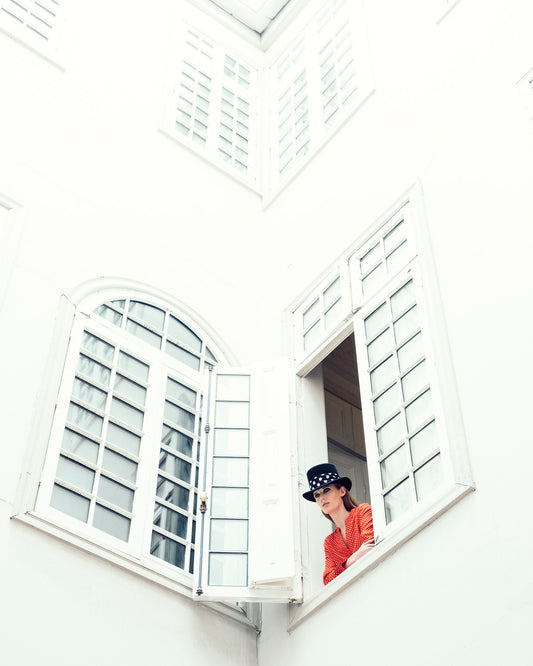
[437,0,462,24]
[516,66,533,136]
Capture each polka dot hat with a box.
[303,463,352,502]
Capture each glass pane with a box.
[214,402,249,428]
[61,429,99,464]
[153,503,188,539]
[383,221,405,253]
[167,378,196,408]
[51,485,90,522]
[98,476,134,512]
[323,277,341,309]
[117,352,149,382]
[380,445,409,488]
[94,304,122,326]
[56,456,95,493]
[410,419,438,466]
[126,319,162,349]
[156,477,190,511]
[415,454,444,501]
[77,355,111,386]
[128,301,165,330]
[110,398,144,430]
[106,422,141,456]
[212,458,249,486]
[161,425,193,457]
[402,360,429,402]
[151,532,185,569]
[390,280,415,317]
[206,347,217,363]
[93,504,130,541]
[362,262,385,296]
[165,341,201,370]
[324,299,343,328]
[216,375,250,401]
[102,448,137,483]
[384,478,413,524]
[210,519,248,551]
[167,315,202,352]
[81,332,114,362]
[373,384,400,424]
[405,389,433,433]
[398,332,424,372]
[72,378,107,410]
[364,302,389,342]
[67,403,103,437]
[376,412,405,456]
[159,450,191,483]
[367,327,394,366]
[114,375,146,406]
[213,429,249,456]
[359,243,380,275]
[164,401,195,432]
[370,355,397,395]
[303,320,321,350]
[302,299,320,330]
[393,305,418,344]
[211,488,248,518]
[386,240,409,274]
[208,553,247,586]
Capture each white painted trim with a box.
[437,0,462,25]
[288,482,475,630]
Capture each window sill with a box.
[287,482,475,631]
[12,510,260,631]
[0,25,65,71]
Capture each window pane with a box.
[126,319,162,349]
[213,429,249,456]
[72,378,107,410]
[380,445,409,488]
[211,488,248,518]
[94,304,122,326]
[208,553,247,586]
[159,450,192,483]
[383,221,406,253]
[110,398,144,430]
[77,355,111,386]
[129,301,165,330]
[164,401,195,432]
[390,280,415,317]
[370,355,397,395]
[373,384,400,424]
[67,403,103,437]
[362,262,385,296]
[114,375,146,406]
[94,504,130,541]
[161,425,193,457]
[61,429,99,464]
[212,458,249,486]
[414,454,444,501]
[210,519,248,551]
[401,360,428,402]
[106,422,141,456]
[214,402,249,428]
[323,277,341,309]
[167,315,202,352]
[386,240,409,274]
[393,305,418,344]
[98,476,134,512]
[102,448,138,483]
[51,485,90,522]
[165,340,201,370]
[376,413,405,456]
[216,375,250,401]
[364,303,389,342]
[153,503,188,540]
[81,332,114,362]
[167,378,196,408]
[117,352,149,382]
[405,389,433,433]
[302,299,320,330]
[151,532,185,569]
[360,243,380,275]
[410,419,438,466]
[156,477,190,511]
[384,478,413,524]
[324,299,343,328]
[397,332,424,372]
[303,320,321,350]
[56,456,95,493]
[367,327,394,366]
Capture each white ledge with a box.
[288,482,475,631]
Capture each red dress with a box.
[323,504,374,585]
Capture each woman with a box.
[303,463,374,585]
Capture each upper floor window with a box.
[0,0,65,59]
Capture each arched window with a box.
[35,287,227,583]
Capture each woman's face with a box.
[313,484,346,513]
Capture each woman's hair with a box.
[322,483,358,522]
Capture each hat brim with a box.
[303,476,352,502]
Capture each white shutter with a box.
[1,0,60,42]
[193,360,298,602]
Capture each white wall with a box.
[1,0,532,664]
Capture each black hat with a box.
[303,463,352,502]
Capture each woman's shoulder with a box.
[323,526,340,545]
[349,504,372,520]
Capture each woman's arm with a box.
[323,538,346,585]
[345,504,375,569]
